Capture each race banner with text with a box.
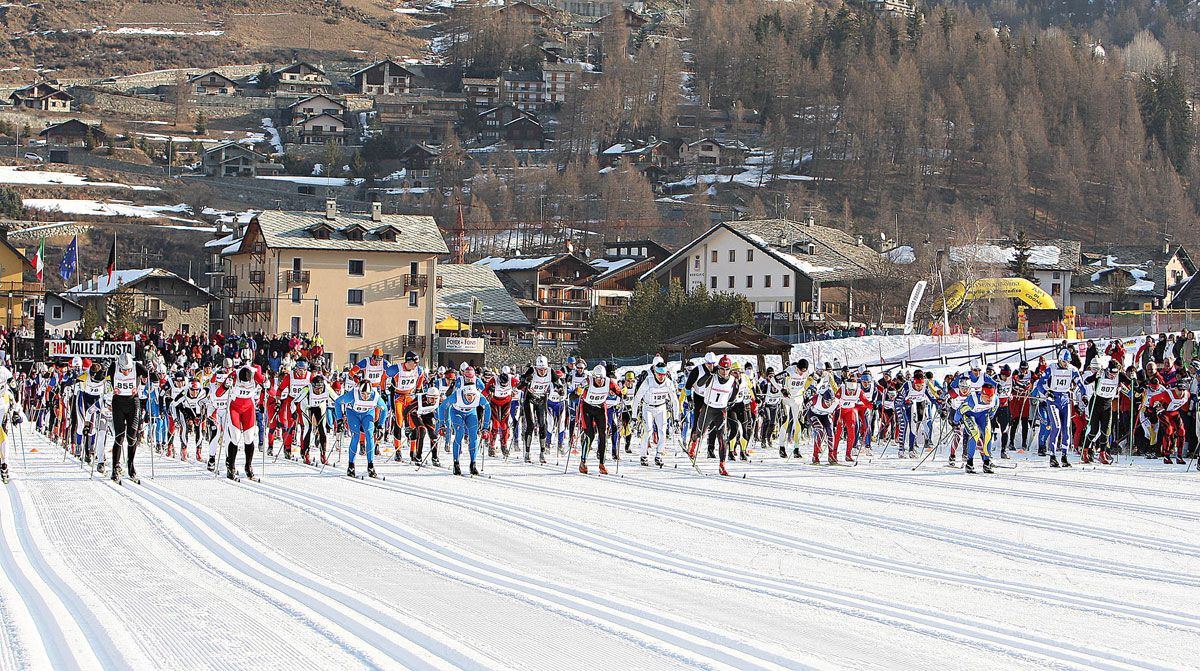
[47,340,136,359]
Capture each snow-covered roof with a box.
[949,240,1081,272]
[882,245,915,265]
[590,257,638,280]
[64,268,213,300]
[473,256,556,272]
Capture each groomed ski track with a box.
[1,428,1197,670]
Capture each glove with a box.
[481,429,492,443]
[12,414,21,425]
[438,426,446,437]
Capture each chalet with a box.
[474,253,599,345]
[202,142,278,177]
[375,94,464,143]
[640,217,887,333]
[600,139,678,173]
[271,62,333,96]
[9,82,73,112]
[478,104,538,144]
[1072,241,1195,314]
[590,239,670,313]
[594,7,649,31]
[462,77,502,108]
[43,292,83,336]
[187,71,240,96]
[948,239,1082,307]
[289,94,346,124]
[292,113,346,145]
[501,71,547,112]
[398,143,440,187]
[679,137,749,167]
[867,0,916,18]
[38,119,106,147]
[65,268,214,334]
[496,1,551,28]
[351,60,415,96]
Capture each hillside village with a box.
[0,0,1197,364]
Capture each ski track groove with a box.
[80,482,379,670]
[5,481,127,670]
[337,469,1189,671]
[499,467,1200,587]
[672,466,1200,568]
[115,475,493,671]
[805,466,1200,521]
[206,470,819,671]
[375,468,1200,633]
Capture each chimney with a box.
[371,200,382,223]
[805,215,814,227]
[806,242,816,255]
[324,199,336,221]
[1164,235,1172,256]
[855,235,863,247]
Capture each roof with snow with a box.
[435,264,529,326]
[64,268,214,300]
[949,239,1081,272]
[641,218,884,284]
[590,257,638,281]
[1073,244,1194,298]
[882,245,915,265]
[473,256,557,272]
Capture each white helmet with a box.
[535,355,548,368]
[592,364,607,378]
[70,356,82,369]
[501,365,511,375]
[117,352,134,370]
[704,352,717,366]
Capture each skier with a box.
[632,361,680,467]
[780,357,810,458]
[956,382,998,474]
[484,366,515,458]
[410,386,442,466]
[277,359,314,459]
[756,367,783,451]
[1150,379,1190,464]
[519,356,553,464]
[299,374,337,465]
[0,369,24,484]
[107,353,147,481]
[578,364,621,475]
[1032,350,1087,467]
[689,356,737,476]
[225,360,266,480]
[438,370,491,475]
[391,351,424,462]
[333,379,388,478]
[204,374,236,472]
[1081,361,1125,465]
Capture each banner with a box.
[437,336,485,354]
[47,340,135,359]
[903,280,927,335]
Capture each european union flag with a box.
[59,235,77,282]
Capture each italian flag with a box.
[33,238,44,282]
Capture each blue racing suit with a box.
[333,387,389,465]
[954,390,997,463]
[1032,364,1087,456]
[438,386,492,463]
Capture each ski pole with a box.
[18,423,27,471]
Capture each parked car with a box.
[24,152,43,163]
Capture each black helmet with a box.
[238,367,253,383]
[404,350,419,363]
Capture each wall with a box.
[479,342,571,369]
[682,226,799,312]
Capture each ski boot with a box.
[206,456,216,472]
[597,462,608,475]
[654,456,664,467]
[320,448,329,465]
[909,447,917,458]
[982,460,995,474]
[110,463,121,482]
[1099,451,1112,465]
[469,461,479,476]
[1081,448,1092,464]
[1176,457,1186,465]
[244,464,255,480]
[346,463,356,478]
[965,459,976,474]
[453,460,462,475]
[640,456,649,466]
[393,449,403,462]
[226,467,237,480]
[127,465,137,481]
[718,461,730,477]
[367,464,378,479]
[523,450,532,464]
[303,451,312,465]
[1059,454,1071,468]
[84,448,93,465]
[706,448,716,459]
[948,455,956,467]
[779,446,788,458]
[578,461,588,474]
[0,462,7,484]
[538,450,546,465]
[793,448,802,459]
[1037,446,1047,457]
[1049,454,1060,468]
[195,447,202,461]
[1000,448,1009,459]
[739,450,748,461]
[488,447,496,458]
[810,456,821,465]
[96,461,106,474]
[827,456,838,465]
[432,452,441,467]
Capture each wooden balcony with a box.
[142,308,167,321]
[285,269,310,288]
[249,270,266,289]
[400,335,427,351]
[222,275,238,296]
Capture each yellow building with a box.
[0,232,37,329]
[219,201,448,365]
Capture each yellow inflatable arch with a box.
[935,278,1057,314]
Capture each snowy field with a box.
[1,427,1197,670]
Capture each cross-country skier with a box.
[438,370,491,475]
[333,379,388,479]
[1032,350,1087,467]
[519,356,553,464]
[632,361,680,467]
[955,382,998,474]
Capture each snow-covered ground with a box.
[22,199,193,220]
[0,166,160,191]
[1,427,1197,670]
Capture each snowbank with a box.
[0,165,160,190]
